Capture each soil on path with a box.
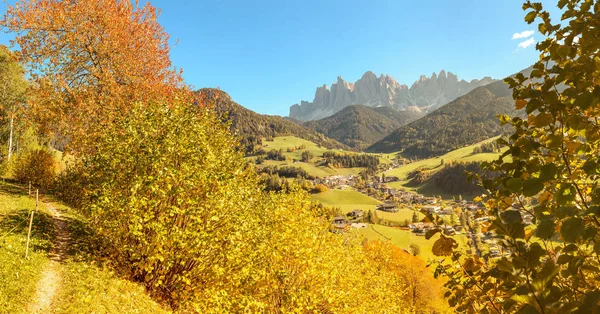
[26,203,70,313]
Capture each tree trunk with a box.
[7,113,14,163]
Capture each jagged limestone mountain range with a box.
[289,70,496,121]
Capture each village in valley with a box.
[326,170,533,260]
[254,136,534,261]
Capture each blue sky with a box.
[0,0,559,116]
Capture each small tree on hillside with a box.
[300,150,313,162]
[409,243,421,256]
[412,211,419,223]
[0,46,27,165]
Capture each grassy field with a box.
[384,137,505,196]
[0,181,169,313]
[262,136,335,160]
[355,224,470,261]
[311,188,381,213]
[257,136,397,178]
[310,188,427,225]
[260,160,364,177]
[374,208,425,225]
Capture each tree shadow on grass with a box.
[0,208,56,253]
[0,180,31,197]
[63,216,110,264]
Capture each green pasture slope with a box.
[255,136,396,178]
[383,137,506,194]
[355,224,470,261]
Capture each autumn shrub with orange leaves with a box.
[2,0,193,155]
[363,241,451,314]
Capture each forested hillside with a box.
[198,88,348,153]
[367,80,518,158]
[304,105,423,150]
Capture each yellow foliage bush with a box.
[13,149,56,191]
[79,102,452,313]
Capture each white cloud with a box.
[512,30,535,39]
[518,37,536,49]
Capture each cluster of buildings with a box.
[331,213,367,233]
[408,222,463,236]
[314,175,357,189]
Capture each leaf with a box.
[463,257,476,272]
[524,11,537,23]
[516,99,528,110]
[557,254,573,265]
[576,291,600,314]
[594,242,600,253]
[556,206,577,219]
[527,243,547,267]
[425,228,441,240]
[533,261,559,291]
[562,243,578,253]
[501,210,523,224]
[489,219,525,239]
[560,217,584,243]
[567,115,587,130]
[517,304,541,314]
[557,0,568,8]
[432,236,458,256]
[523,178,544,197]
[496,258,514,273]
[535,219,555,240]
[592,188,600,204]
[506,178,523,193]
[539,164,557,181]
[530,113,554,127]
[555,185,576,205]
[582,160,598,175]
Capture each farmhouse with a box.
[347,209,365,219]
[439,207,454,215]
[443,226,456,236]
[377,202,399,213]
[409,222,435,231]
[475,216,491,223]
[424,197,439,205]
[331,216,348,233]
[383,175,400,183]
[422,205,441,214]
[466,204,480,211]
[333,216,346,225]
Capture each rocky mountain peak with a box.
[439,70,447,80]
[289,70,496,121]
[362,71,377,80]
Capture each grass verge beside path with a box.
[0,180,170,314]
[0,181,55,314]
